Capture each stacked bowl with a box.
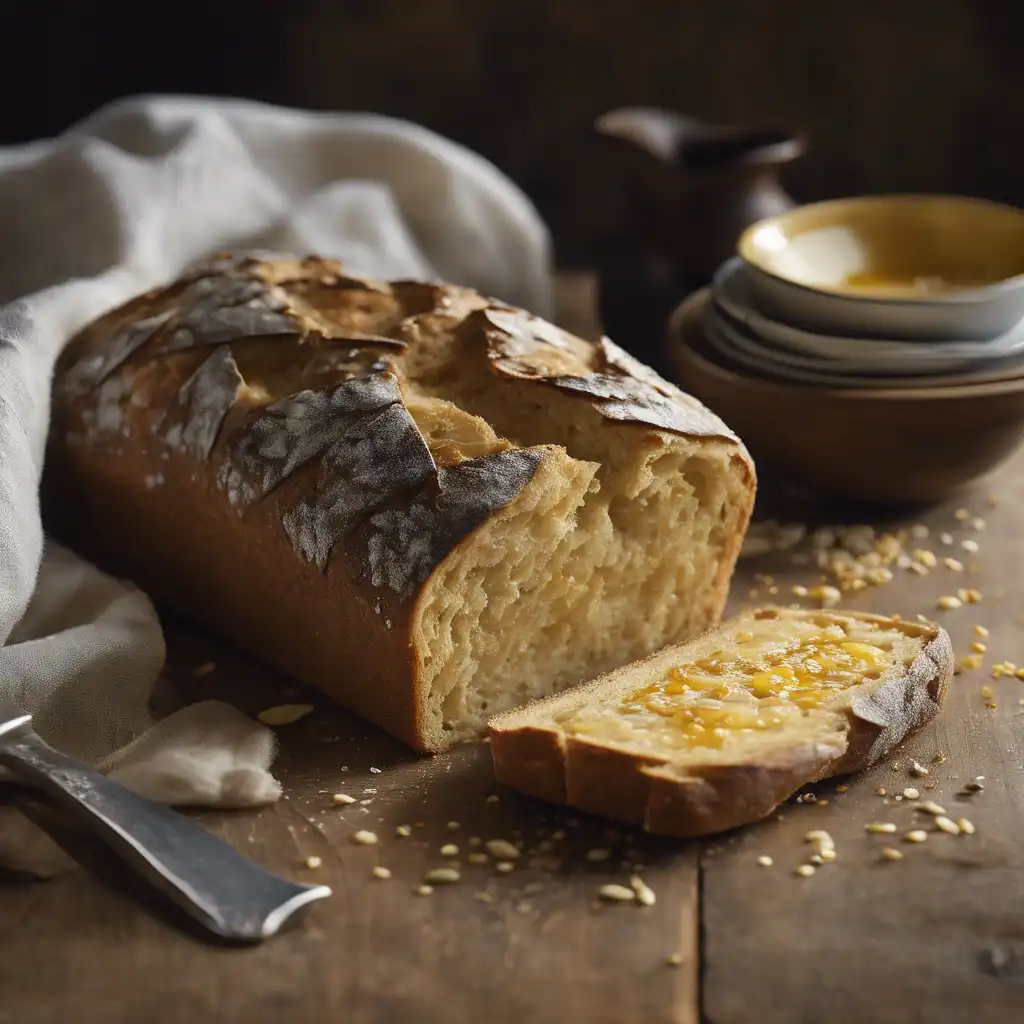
[668,196,1024,504]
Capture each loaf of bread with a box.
[44,252,755,752]
[490,608,952,835]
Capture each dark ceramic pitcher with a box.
[594,107,804,371]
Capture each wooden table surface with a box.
[3,279,1024,1024]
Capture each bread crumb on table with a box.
[804,829,834,846]
[485,839,520,860]
[757,855,774,867]
[395,825,412,837]
[865,823,898,834]
[795,865,816,877]
[905,830,929,843]
[372,866,392,880]
[424,868,461,885]
[809,585,841,608]
[353,830,378,846]
[305,855,322,869]
[630,875,657,906]
[598,883,636,902]
[332,793,356,805]
[256,704,315,726]
[440,844,459,858]
[881,847,904,861]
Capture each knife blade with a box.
[0,701,330,942]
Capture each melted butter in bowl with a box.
[840,271,1005,297]
[738,196,1024,339]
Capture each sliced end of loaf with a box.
[403,300,755,752]
[488,608,952,835]
[411,427,751,752]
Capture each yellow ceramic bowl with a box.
[738,195,1024,340]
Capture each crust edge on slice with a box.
[488,607,953,837]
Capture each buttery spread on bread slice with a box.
[558,616,902,752]
[489,609,952,836]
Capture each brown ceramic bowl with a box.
[667,290,1024,505]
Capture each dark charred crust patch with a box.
[362,448,543,599]
[481,307,740,442]
[164,345,244,460]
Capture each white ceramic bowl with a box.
[738,195,1024,340]
[712,258,1024,372]
[702,301,1024,390]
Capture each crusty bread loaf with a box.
[44,252,755,752]
[489,608,952,835]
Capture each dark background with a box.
[3,0,1021,266]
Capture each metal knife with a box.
[0,701,330,942]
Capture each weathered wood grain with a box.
[704,458,1024,1024]
[5,2,1024,266]
[0,632,700,1024]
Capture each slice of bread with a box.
[489,608,952,837]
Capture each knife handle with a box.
[0,732,329,942]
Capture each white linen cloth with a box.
[0,95,553,810]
